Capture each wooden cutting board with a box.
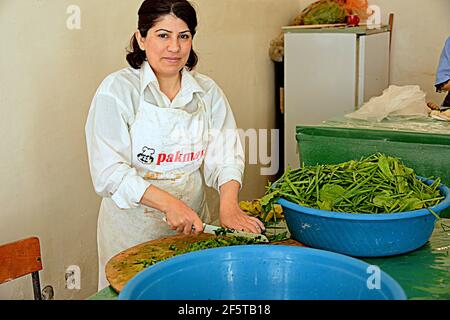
[105,233,303,293]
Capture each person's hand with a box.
[219,201,265,234]
[163,198,204,235]
[140,185,203,235]
[427,101,440,110]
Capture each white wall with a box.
[0,0,300,299]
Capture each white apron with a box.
[97,90,211,290]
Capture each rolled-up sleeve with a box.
[203,85,245,191]
[85,92,150,209]
[436,37,450,88]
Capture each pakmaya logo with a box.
[137,147,155,164]
[156,150,205,165]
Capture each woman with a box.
[85,0,265,290]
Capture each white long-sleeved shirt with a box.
[85,62,245,209]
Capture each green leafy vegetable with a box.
[263,153,444,214]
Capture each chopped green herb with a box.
[132,235,271,270]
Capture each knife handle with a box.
[162,216,206,232]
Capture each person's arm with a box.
[203,84,264,233]
[85,92,151,209]
[435,37,450,92]
[441,81,450,91]
[86,90,202,235]
[140,185,204,235]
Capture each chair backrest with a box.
[0,237,43,299]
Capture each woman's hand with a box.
[427,101,440,110]
[163,199,204,235]
[219,180,265,234]
[219,201,265,234]
[140,185,204,235]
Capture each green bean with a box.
[262,153,444,214]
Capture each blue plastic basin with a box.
[118,245,406,300]
[279,177,450,257]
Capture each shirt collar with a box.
[139,61,205,95]
[180,68,205,95]
[139,61,158,94]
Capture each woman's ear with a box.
[135,30,145,51]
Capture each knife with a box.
[162,217,269,243]
[202,223,269,243]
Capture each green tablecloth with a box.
[88,219,450,300]
[322,116,450,135]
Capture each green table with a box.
[88,219,450,300]
[306,117,450,219]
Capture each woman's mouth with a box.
[163,57,182,63]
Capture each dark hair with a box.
[126,0,198,70]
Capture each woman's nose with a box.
[168,37,181,52]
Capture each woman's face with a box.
[136,14,193,79]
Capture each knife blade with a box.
[202,223,269,243]
[162,217,269,243]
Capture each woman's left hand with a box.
[427,101,440,110]
[219,201,265,234]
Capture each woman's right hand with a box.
[140,185,204,235]
[163,198,204,235]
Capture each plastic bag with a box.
[345,85,430,122]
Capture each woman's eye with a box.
[157,33,169,39]
[180,34,190,40]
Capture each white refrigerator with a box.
[283,26,391,169]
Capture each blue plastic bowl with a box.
[118,245,406,300]
[279,177,450,257]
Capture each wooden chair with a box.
[0,237,43,300]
